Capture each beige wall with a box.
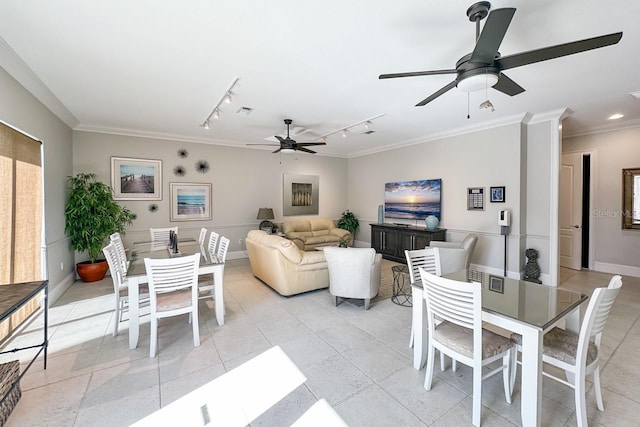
[0,66,74,300]
[73,131,349,254]
[564,126,640,276]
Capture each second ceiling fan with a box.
[379,1,622,107]
[247,119,326,154]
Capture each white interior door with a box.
[560,153,582,270]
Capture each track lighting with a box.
[200,77,239,129]
[315,113,385,141]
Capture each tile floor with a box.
[2,260,639,426]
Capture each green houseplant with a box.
[65,173,136,282]
[337,209,359,237]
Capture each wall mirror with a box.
[622,167,640,229]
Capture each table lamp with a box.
[257,208,275,233]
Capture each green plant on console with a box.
[65,173,137,263]
[337,210,359,234]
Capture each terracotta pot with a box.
[76,260,109,282]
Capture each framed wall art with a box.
[170,182,212,221]
[488,275,504,293]
[283,173,319,216]
[490,186,505,203]
[111,157,162,200]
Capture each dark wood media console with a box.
[370,224,446,263]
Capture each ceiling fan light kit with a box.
[379,2,622,108]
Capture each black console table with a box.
[370,224,446,263]
[0,280,48,413]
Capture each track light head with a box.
[224,93,232,104]
[342,129,348,138]
[203,120,211,130]
[213,109,220,119]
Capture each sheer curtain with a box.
[0,121,43,340]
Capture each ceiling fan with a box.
[379,1,623,107]
[247,119,326,154]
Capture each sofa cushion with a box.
[310,218,335,231]
[282,220,312,233]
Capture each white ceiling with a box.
[1,0,639,157]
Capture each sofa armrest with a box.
[299,251,326,265]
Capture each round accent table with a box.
[391,264,412,307]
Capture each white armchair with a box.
[430,233,478,269]
[324,247,382,310]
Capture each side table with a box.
[391,265,412,307]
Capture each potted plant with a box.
[65,173,136,282]
[337,210,359,245]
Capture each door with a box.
[560,152,582,270]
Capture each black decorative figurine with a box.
[523,248,542,283]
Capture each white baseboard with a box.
[48,272,75,306]
[228,250,248,260]
[594,261,640,278]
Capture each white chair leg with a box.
[440,352,446,371]
[472,363,482,427]
[424,340,436,391]
[409,323,414,348]
[113,296,120,337]
[192,310,200,348]
[593,366,604,411]
[364,298,370,310]
[150,317,158,358]
[509,347,518,397]
[334,296,340,307]
[452,359,458,373]
[576,370,588,427]
[502,352,512,405]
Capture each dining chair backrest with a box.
[103,243,126,294]
[216,236,230,263]
[149,226,178,243]
[207,231,219,256]
[109,232,128,277]
[405,247,441,283]
[198,227,208,246]
[578,275,622,360]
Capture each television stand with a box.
[370,224,446,263]
[393,223,410,228]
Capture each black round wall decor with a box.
[178,149,188,158]
[148,203,159,213]
[195,160,210,174]
[173,165,186,177]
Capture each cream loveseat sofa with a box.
[245,230,329,296]
[281,218,351,251]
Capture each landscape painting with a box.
[170,183,212,221]
[384,179,442,220]
[111,157,162,200]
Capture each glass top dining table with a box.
[411,269,588,427]
[125,240,226,352]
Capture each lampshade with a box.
[257,208,274,220]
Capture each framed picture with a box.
[467,187,484,210]
[283,174,319,216]
[170,182,212,221]
[488,275,504,293]
[111,157,162,200]
[490,186,505,203]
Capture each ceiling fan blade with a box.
[275,135,285,143]
[272,148,282,154]
[470,8,516,64]
[379,69,457,79]
[246,143,279,146]
[296,146,316,154]
[492,73,525,96]
[497,32,622,70]
[297,142,326,147]
[416,80,458,106]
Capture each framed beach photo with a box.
[170,182,212,221]
[111,157,162,200]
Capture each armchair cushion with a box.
[324,247,382,307]
[430,233,478,268]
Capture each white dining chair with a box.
[198,227,208,246]
[509,275,622,427]
[103,243,149,336]
[207,231,219,256]
[109,232,128,274]
[198,236,230,303]
[406,247,441,348]
[144,253,201,357]
[149,226,178,244]
[421,269,513,427]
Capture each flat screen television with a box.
[384,179,441,220]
